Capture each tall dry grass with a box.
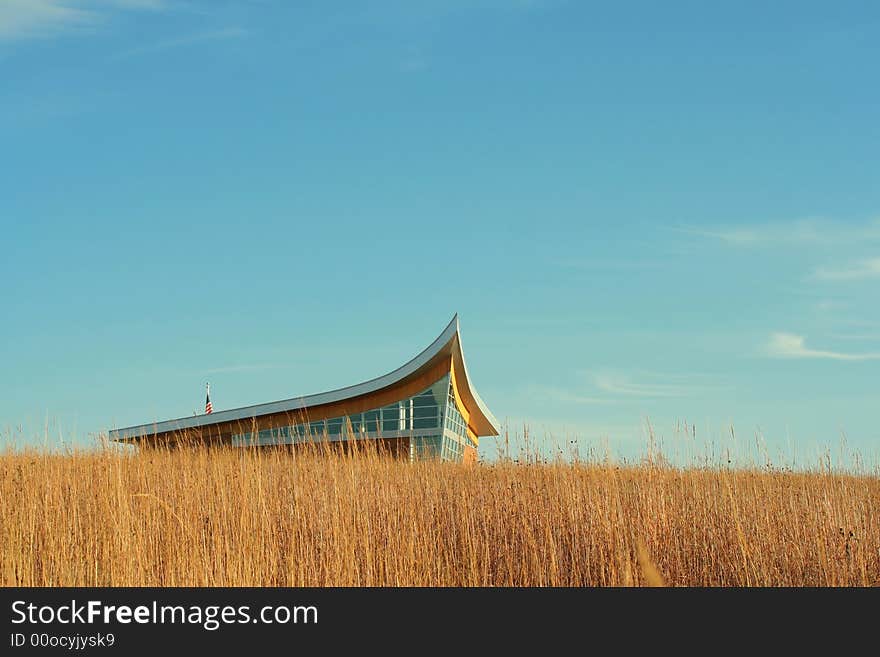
[1,443,878,586]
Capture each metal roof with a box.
[108,314,500,441]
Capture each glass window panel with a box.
[429,375,449,407]
[412,435,442,460]
[412,392,436,407]
[226,377,464,452]
[382,405,400,431]
[363,410,380,433]
[413,404,438,418]
[414,416,438,429]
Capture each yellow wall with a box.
[449,357,480,449]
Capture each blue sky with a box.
[1,0,878,467]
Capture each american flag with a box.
[205,383,213,414]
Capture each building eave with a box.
[451,321,501,436]
[108,314,499,442]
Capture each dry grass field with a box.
[2,442,878,587]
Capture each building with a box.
[109,315,499,463]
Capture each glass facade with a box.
[231,373,475,463]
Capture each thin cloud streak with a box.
[765,332,880,361]
[109,1,166,8]
[671,218,880,247]
[399,56,427,73]
[0,0,164,42]
[830,333,880,341]
[528,385,619,406]
[0,0,93,41]
[592,373,696,398]
[554,258,661,271]
[813,258,880,282]
[199,363,283,375]
[113,26,249,58]
[529,370,713,407]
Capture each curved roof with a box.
[109,314,500,441]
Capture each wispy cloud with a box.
[0,0,93,41]
[830,333,880,341]
[765,332,880,361]
[530,371,712,406]
[672,218,880,247]
[200,363,282,375]
[114,26,249,58]
[109,1,166,7]
[531,386,619,406]
[812,258,880,282]
[840,318,880,329]
[554,258,660,271]
[812,299,848,313]
[0,0,164,42]
[592,372,699,398]
[399,54,427,73]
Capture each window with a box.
[230,373,461,460]
[411,435,443,461]
[382,404,402,432]
[346,413,363,433]
[363,410,380,433]
[413,405,439,429]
